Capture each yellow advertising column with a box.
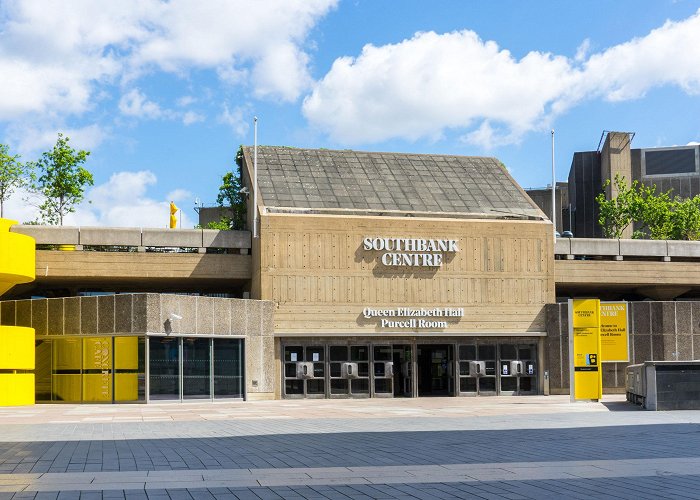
[569,298,602,401]
[0,218,36,406]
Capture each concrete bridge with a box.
[7,225,251,297]
[7,225,700,300]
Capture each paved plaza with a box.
[1,396,700,499]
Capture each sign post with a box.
[569,298,602,401]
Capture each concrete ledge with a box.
[10,225,80,245]
[554,238,571,255]
[80,227,142,246]
[667,240,700,258]
[570,238,620,256]
[620,239,667,257]
[142,228,202,247]
[202,229,251,249]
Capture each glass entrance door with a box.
[372,345,393,397]
[499,344,537,395]
[417,344,454,396]
[282,345,325,398]
[182,337,211,399]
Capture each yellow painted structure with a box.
[569,298,603,401]
[0,218,36,406]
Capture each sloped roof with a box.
[242,146,543,218]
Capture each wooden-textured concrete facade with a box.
[256,213,554,336]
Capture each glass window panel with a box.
[501,377,517,392]
[306,346,324,362]
[285,379,303,395]
[284,346,303,362]
[329,363,341,378]
[330,379,348,394]
[479,377,496,392]
[350,345,368,361]
[374,379,392,394]
[149,337,180,400]
[35,339,52,402]
[183,337,211,399]
[520,377,533,392]
[459,345,476,360]
[213,339,243,399]
[519,345,534,360]
[285,363,298,378]
[500,344,517,360]
[357,362,369,377]
[313,362,324,378]
[485,361,496,376]
[374,363,386,377]
[373,345,392,361]
[329,346,347,361]
[460,377,477,393]
[351,378,369,394]
[307,379,324,395]
[459,361,470,376]
[114,337,144,402]
[478,344,496,360]
[52,338,82,402]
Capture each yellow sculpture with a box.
[0,218,36,406]
[169,201,179,229]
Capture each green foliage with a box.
[597,174,700,240]
[201,146,247,231]
[0,143,32,218]
[30,133,93,225]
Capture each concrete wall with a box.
[0,293,276,400]
[545,301,700,394]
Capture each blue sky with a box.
[2,0,700,227]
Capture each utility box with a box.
[626,361,700,410]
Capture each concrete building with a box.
[3,145,700,405]
[568,131,700,238]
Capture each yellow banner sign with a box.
[570,298,602,400]
[600,302,629,363]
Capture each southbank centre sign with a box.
[363,237,459,267]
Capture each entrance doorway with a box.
[417,344,454,396]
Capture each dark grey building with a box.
[567,132,700,238]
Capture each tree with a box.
[31,134,93,225]
[596,174,700,240]
[200,146,247,230]
[0,143,31,218]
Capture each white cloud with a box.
[218,104,250,137]
[6,123,106,157]
[303,9,700,148]
[118,89,164,119]
[182,111,205,126]
[1,170,195,228]
[0,0,337,125]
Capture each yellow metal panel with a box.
[115,337,138,370]
[0,373,35,406]
[600,302,630,363]
[571,299,602,401]
[83,337,112,370]
[0,218,35,296]
[52,374,82,402]
[83,373,112,401]
[0,326,34,370]
[115,373,138,401]
[54,339,82,370]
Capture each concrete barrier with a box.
[141,228,203,248]
[10,226,80,245]
[80,227,142,246]
[570,238,620,256]
[667,240,700,258]
[619,239,667,257]
[554,238,571,255]
[202,229,251,249]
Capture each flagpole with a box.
[551,129,556,241]
[253,116,258,239]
